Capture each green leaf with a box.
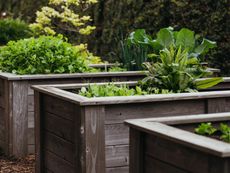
[156,28,174,48]
[176,28,195,51]
[195,77,223,89]
[195,39,217,55]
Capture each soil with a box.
[0,153,35,173]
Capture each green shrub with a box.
[0,36,90,74]
[0,18,32,45]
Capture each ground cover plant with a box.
[0,36,90,74]
[0,18,32,45]
[195,123,230,143]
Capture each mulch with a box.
[0,154,35,173]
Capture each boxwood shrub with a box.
[0,36,90,74]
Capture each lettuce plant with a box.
[0,36,90,74]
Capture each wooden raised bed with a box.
[32,81,230,173]
[0,71,145,157]
[125,112,230,173]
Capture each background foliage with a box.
[0,0,229,75]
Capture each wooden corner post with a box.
[81,106,106,173]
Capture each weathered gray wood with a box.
[129,129,143,173]
[0,71,144,157]
[83,106,106,173]
[106,167,128,173]
[126,113,230,173]
[35,91,42,173]
[0,71,145,80]
[32,81,230,173]
[106,145,129,168]
[12,81,28,156]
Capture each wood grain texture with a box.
[12,81,28,156]
[126,113,230,173]
[34,91,42,173]
[83,106,106,173]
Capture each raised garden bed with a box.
[32,81,230,173]
[125,112,230,173]
[0,71,145,157]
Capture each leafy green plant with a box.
[79,84,147,98]
[220,123,230,143]
[195,123,217,135]
[128,27,216,61]
[195,123,230,143]
[0,36,90,74]
[142,46,223,93]
[119,39,149,71]
[0,18,32,45]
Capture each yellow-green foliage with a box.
[74,44,102,64]
[30,0,97,37]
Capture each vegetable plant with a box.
[128,27,216,61]
[0,36,90,74]
[142,46,223,93]
[195,123,217,135]
[0,18,32,45]
[195,123,230,143]
[79,84,147,98]
[220,123,230,143]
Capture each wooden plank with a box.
[105,100,205,124]
[43,95,75,121]
[144,154,187,173]
[106,166,129,173]
[0,107,5,143]
[12,81,28,156]
[28,128,34,145]
[129,128,144,173]
[28,145,35,154]
[44,112,74,142]
[0,71,145,80]
[28,95,34,112]
[44,151,75,173]
[28,111,34,128]
[44,131,75,164]
[207,98,230,113]
[145,134,210,173]
[105,124,129,146]
[5,81,12,156]
[0,78,5,108]
[82,106,106,173]
[35,91,42,173]
[106,145,129,168]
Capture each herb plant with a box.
[0,18,32,45]
[0,36,90,74]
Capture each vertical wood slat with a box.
[207,98,228,113]
[82,106,106,173]
[129,128,144,173]
[35,91,42,173]
[12,81,28,156]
